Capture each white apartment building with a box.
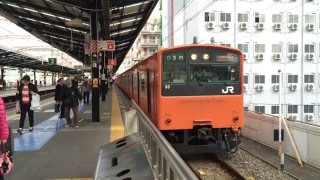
[162,0,320,122]
[118,17,161,74]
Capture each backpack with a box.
[64,87,78,107]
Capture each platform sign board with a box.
[92,78,99,88]
[108,59,117,65]
[48,58,57,65]
[84,43,90,54]
[107,65,113,70]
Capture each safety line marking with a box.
[110,87,124,142]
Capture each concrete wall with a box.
[242,111,320,168]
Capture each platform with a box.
[4,86,129,180]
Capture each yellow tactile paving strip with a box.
[110,87,124,141]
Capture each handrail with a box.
[131,100,198,180]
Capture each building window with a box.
[304,74,314,83]
[288,74,298,83]
[150,25,155,31]
[305,14,315,24]
[288,14,299,23]
[272,75,279,83]
[244,75,248,84]
[272,14,282,23]
[305,44,315,53]
[238,13,249,22]
[220,12,231,22]
[143,35,147,43]
[150,36,156,44]
[288,105,298,114]
[220,43,231,47]
[255,13,265,23]
[238,44,249,53]
[143,48,147,56]
[304,105,314,113]
[255,75,265,84]
[288,44,298,53]
[271,106,279,114]
[254,44,265,53]
[272,44,282,53]
[255,106,265,113]
[205,12,216,22]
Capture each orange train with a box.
[116,44,244,154]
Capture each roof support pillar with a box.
[100,0,111,102]
[91,10,100,122]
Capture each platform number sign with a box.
[48,58,57,65]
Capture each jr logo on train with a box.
[116,44,244,155]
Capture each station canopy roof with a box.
[0,0,159,71]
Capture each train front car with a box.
[158,45,244,155]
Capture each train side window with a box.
[140,72,146,92]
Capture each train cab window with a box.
[163,52,186,83]
[190,66,239,83]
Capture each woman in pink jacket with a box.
[0,97,9,180]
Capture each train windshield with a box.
[190,65,239,83]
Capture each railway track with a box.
[184,154,246,180]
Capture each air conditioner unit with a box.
[273,84,280,91]
[290,53,298,60]
[289,115,298,121]
[307,24,315,31]
[274,53,282,60]
[222,22,230,29]
[290,23,298,30]
[256,85,264,92]
[240,22,248,29]
[306,83,314,91]
[243,53,248,60]
[305,114,314,121]
[207,22,214,29]
[307,53,314,60]
[274,23,282,30]
[257,23,264,30]
[289,84,298,91]
[257,53,264,60]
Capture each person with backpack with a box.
[62,78,82,128]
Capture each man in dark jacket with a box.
[16,75,39,134]
[55,78,65,118]
[62,78,82,128]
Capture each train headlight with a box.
[203,54,209,60]
[165,119,172,125]
[191,54,197,60]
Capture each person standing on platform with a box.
[62,78,82,128]
[16,75,38,134]
[81,77,90,104]
[55,78,65,118]
[0,96,9,180]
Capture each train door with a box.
[137,72,140,105]
[147,69,151,114]
[131,74,134,99]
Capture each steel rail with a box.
[131,100,199,180]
